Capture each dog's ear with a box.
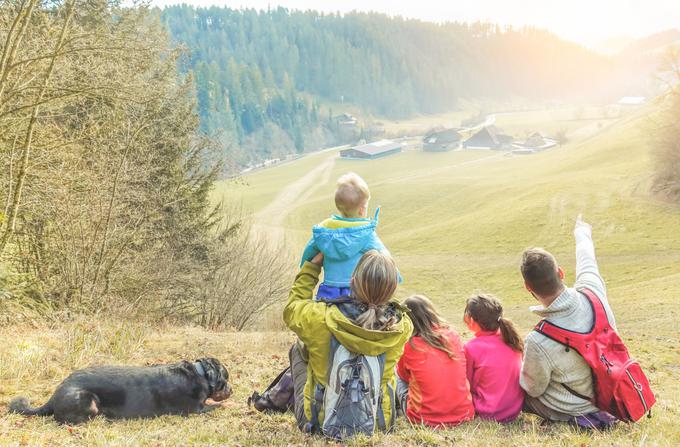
[199,358,228,389]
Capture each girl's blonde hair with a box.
[404,294,456,358]
[464,294,524,353]
[351,250,398,330]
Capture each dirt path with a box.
[252,152,336,248]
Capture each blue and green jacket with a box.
[299,208,401,288]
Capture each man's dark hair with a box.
[520,248,562,297]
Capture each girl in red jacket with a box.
[396,294,474,427]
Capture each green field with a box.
[223,105,678,444]
[2,107,679,446]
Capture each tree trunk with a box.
[0,0,76,256]
[0,0,37,102]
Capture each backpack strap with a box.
[263,366,291,394]
[533,287,611,404]
[375,352,388,431]
[316,295,354,305]
[563,383,594,402]
[534,319,581,354]
[308,335,342,432]
[533,287,607,353]
[309,383,324,433]
[577,287,613,332]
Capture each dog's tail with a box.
[8,397,53,417]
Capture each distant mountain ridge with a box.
[606,29,680,98]
[159,6,660,167]
[619,29,680,57]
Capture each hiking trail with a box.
[252,152,336,249]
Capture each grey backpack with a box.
[312,336,387,440]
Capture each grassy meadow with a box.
[2,106,679,446]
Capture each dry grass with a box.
[0,321,676,447]
[2,107,679,445]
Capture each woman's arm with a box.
[283,253,323,338]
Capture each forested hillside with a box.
[161,6,614,167]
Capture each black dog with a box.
[9,357,231,424]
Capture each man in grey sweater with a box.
[520,215,616,421]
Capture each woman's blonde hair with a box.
[351,250,399,330]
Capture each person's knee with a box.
[395,376,409,416]
[289,341,310,429]
[289,340,308,363]
[522,395,571,422]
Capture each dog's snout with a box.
[211,384,232,402]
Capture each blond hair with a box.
[351,250,399,330]
[335,172,370,217]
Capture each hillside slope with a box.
[3,110,678,446]
[225,108,679,443]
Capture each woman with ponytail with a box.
[463,294,524,422]
[396,295,474,427]
[283,250,412,435]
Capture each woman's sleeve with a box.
[283,262,321,340]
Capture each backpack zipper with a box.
[625,369,648,413]
[600,354,614,373]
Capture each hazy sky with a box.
[150,0,680,47]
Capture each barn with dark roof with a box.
[515,132,558,151]
[463,125,513,150]
[423,128,463,152]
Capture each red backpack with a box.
[534,288,655,422]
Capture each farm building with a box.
[334,113,360,140]
[512,132,558,152]
[335,113,358,128]
[511,148,534,155]
[340,139,403,159]
[617,96,645,106]
[607,96,646,117]
[423,128,463,151]
[463,125,513,150]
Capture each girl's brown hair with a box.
[404,294,456,359]
[351,250,399,331]
[464,294,524,353]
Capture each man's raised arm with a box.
[573,214,607,302]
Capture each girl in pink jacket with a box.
[463,294,524,422]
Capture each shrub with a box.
[0,2,291,329]
[653,49,680,201]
